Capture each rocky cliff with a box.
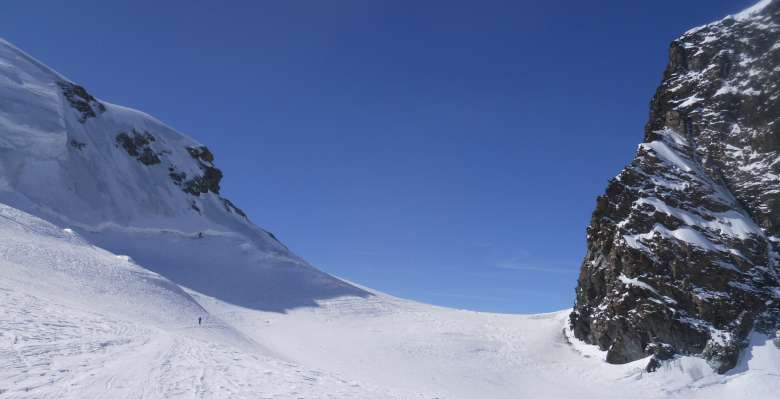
[570,0,780,373]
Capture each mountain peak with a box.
[571,1,780,373]
[0,38,369,313]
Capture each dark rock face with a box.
[168,168,186,185]
[221,198,247,219]
[187,146,215,163]
[55,79,237,217]
[183,145,223,195]
[116,130,161,165]
[58,81,105,122]
[115,131,225,199]
[571,1,780,373]
[69,139,86,150]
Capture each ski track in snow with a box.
[0,204,392,399]
[0,203,779,398]
[0,287,391,399]
[0,204,779,398]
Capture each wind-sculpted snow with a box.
[572,0,780,373]
[0,37,368,312]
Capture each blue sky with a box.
[2,0,758,313]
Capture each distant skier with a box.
[198,316,202,326]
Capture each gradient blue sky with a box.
[2,0,758,313]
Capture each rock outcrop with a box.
[58,81,105,122]
[571,0,780,373]
[114,130,225,197]
[0,36,370,317]
[183,145,223,195]
[116,130,162,165]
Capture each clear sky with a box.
[2,0,759,313]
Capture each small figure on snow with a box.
[198,316,202,326]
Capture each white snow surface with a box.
[734,0,774,20]
[685,0,773,35]
[1,33,780,398]
[0,37,368,314]
[0,204,392,398]
[1,204,779,398]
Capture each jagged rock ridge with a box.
[570,0,780,373]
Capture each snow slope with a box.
[194,290,780,399]
[0,204,393,398]
[1,204,779,398]
[0,37,367,313]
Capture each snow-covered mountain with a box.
[571,0,780,374]
[1,1,780,398]
[0,202,396,398]
[0,37,367,312]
